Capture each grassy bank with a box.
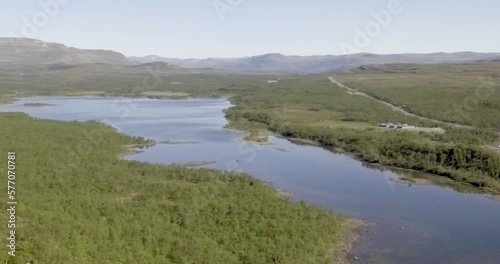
[2,62,499,192]
[226,110,500,193]
[335,62,500,130]
[0,113,352,264]
[223,75,500,194]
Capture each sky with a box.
[1,0,499,58]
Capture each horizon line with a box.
[3,36,500,60]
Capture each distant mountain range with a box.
[0,38,129,66]
[129,52,500,74]
[2,38,500,74]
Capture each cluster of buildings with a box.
[378,122,415,129]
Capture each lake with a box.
[2,96,500,264]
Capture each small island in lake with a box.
[23,103,57,107]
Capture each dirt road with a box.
[328,76,471,129]
[486,142,500,153]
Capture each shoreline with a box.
[5,94,499,262]
[119,142,156,159]
[118,130,361,263]
[1,112,356,263]
[223,126,273,145]
[271,136,500,196]
[118,136,359,263]
[4,94,498,195]
[334,219,371,264]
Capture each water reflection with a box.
[1,97,500,264]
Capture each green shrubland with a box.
[335,62,500,130]
[226,109,500,193]
[224,74,500,193]
[0,113,348,264]
[3,63,499,193]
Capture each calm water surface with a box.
[2,97,500,264]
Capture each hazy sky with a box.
[1,0,499,58]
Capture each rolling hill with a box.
[3,37,500,75]
[130,52,500,74]
[0,38,130,67]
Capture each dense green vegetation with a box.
[1,62,499,194]
[335,62,500,130]
[222,75,500,193]
[227,109,500,193]
[0,63,275,98]
[226,76,446,127]
[0,113,350,264]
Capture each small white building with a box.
[379,122,415,129]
